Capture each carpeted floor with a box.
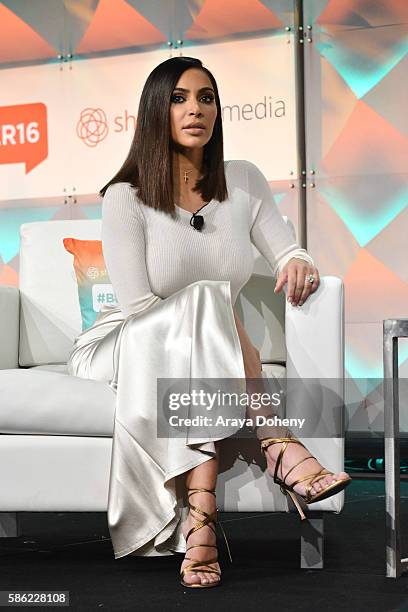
[1,477,408,611]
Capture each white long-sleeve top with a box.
[100,159,314,319]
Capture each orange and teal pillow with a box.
[63,238,118,331]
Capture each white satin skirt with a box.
[66,280,248,559]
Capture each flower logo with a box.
[77,107,108,147]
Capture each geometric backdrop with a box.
[304,0,408,431]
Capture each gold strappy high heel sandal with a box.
[260,436,352,520]
[180,487,232,589]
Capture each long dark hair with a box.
[99,56,227,215]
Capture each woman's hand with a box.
[274,258,320,307]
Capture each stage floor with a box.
[1,478,408,611]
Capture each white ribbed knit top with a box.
[99,159,314,318]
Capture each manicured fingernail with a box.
[287,297,292,303]
[299,301,303,306]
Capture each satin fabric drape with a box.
[67,279,247,559]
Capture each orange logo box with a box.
[0,102,48,173]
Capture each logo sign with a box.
[77,108,108,148]
[92,284,118,312]
[0,102,48,173]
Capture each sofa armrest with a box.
[0,286,20,369]
[283,276,345,513]
[285,276,344,380]
[284,276,344,413]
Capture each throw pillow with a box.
[63,237,118,331]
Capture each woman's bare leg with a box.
[180,447,220,586]
[232,306,349,496]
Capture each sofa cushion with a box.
[19,219,103,367]
[0,364,286,437]
[0,367,116,436]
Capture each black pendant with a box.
[191,214,205,231]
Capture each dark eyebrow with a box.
[173,87,214,93]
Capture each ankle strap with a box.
[185,486,233,563]
[187,487,216,499]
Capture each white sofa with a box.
[0,218,346,569]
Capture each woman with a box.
[67,56,351,589]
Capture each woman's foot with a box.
[263,435,350,499]
[180,489,221,587]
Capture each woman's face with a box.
[169,68,217,151]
